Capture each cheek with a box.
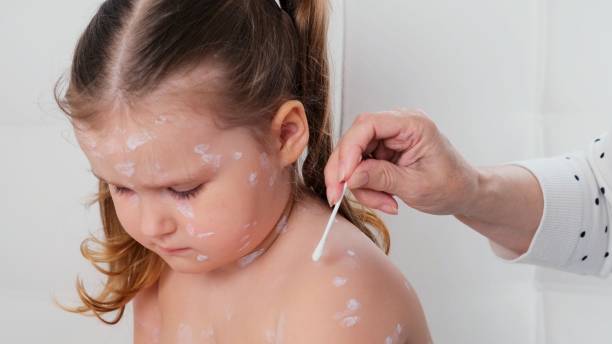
[185,168,278,259]
[110,193,144,241]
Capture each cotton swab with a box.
[312,183,349,261]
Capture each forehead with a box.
[74,98,232,187]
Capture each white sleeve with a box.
[489,132,612,277]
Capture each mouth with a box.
[158,246,191,255]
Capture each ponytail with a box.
[282,0,390,253]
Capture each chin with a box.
[163,256,220,274]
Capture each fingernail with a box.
[348,171,369,189]
[338,167,346,182]
[381,204,398,214]
[326,189,334,207]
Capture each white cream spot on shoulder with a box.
[396,323,402,334]
[340,316,359,328]
[347,298,360,311]
[233,151,243,160]
[224,305,233,321]
[265,329,276,344]
[151,327,161,344]
[177,323,193,343]
[114,161,136,177]
[332,276,347,287]
[347,249,356,257]
[126,132,154,151]
[385,336,393,344]
[199,327,214,339]
[196,255,209,262]
[248,172,258,186]
[239,248,264,268]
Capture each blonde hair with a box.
[55,0,390,324]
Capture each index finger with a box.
[336,110,423,183]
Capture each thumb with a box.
[346,159,403,195]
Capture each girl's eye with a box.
[169,185,204,200]
[112,185,204,200]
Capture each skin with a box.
[324,109,543,257]
[75,74,431,343]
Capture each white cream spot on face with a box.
[239,248,264,268]
[196,232,215,239]
[385,336,393,344]
[275,215,288,234]
[248,172,258,186]
[129,194,140,205]
[126,131,154,151]
[269,170,277,187]
[154,115,169,125]
[177,201,195,219]
[332,276,347,287]
[233,151,243,160]
[347,249,356,257]
[177,323,193,344]
[185,223,215,238]
[114,161,136,177]
[196,255,209,262]
[238,240,252,253]
[194,144,222,169]
[340,316,360,328]
[396,323,402,334]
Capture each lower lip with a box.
[159,247,191,255]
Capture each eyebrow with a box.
[90,169,203,188]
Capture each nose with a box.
[139,197,177,239]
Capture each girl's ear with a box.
[270,100,309,168]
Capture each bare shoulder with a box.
[132,282,162,344]
[278,208,432,344]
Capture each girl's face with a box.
[75,97,290,274]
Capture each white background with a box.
[1,0,611,343]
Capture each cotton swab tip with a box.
[311,183,348,262]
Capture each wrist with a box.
[456,166,494,219]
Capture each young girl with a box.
[56,0,432,342]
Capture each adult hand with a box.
[325,109,479,216]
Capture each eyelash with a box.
[112,185,204,200]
